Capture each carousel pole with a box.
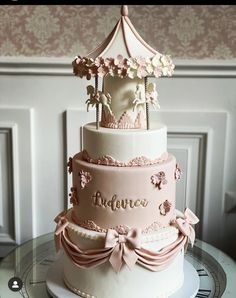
[95,75,99,130]
[145,76,150,130]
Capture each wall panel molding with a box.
[0,57,236,77]
[152,110,227,245]
[0,108,33,252]
[0,125,16,244]
[66,109,95,207]
[167,131,208,239]
[0,141,3,229]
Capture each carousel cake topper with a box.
[72,5,174,130]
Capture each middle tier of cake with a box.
[71,152,177,230]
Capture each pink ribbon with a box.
[54,220,187,272]
[105,228,141,272]
[54,211,69,252]
[175,208,199,246]
[136,234,187,271]
[53,208,198,273]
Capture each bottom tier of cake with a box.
[63,251,184,298]
[56,209,185,298]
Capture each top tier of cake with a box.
[83,122,167,164]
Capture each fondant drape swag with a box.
[54,208,198,273]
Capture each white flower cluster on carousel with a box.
[73,54,175,80]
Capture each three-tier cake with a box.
[53,6,199,298]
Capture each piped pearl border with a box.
[64,276,96,298]
[67,220,178,244]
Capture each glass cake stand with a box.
[0,233,235,298]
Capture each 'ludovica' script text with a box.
[92,191,149,211]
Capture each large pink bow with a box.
[105,228,142,272]
[54,211,69,252]
[175,208,199,247]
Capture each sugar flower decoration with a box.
[67,157,73,174]
[79,170,92,189]
[159,200,172,216]
[151,171,167,190]
[69,187,78,205]
[104,57,115,68]
[136,56,147,67]
[137,66,148,79]
[72,54,174,80]
[95,57,104,67]
[97,65,108,77]
[152,54,162,67]
[114,55,124,67]
[160,55,175,76]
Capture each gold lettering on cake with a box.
[92,191,149,211]
[129,199,135,208]
[141,200,149,207]
[116,200,121,209]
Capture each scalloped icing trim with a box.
[70,209,168,236]
[82,150,169,167]
[67,215,178,244]
[101,109,146,129]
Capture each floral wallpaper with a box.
[0,5,235,59]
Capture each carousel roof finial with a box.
[121,5,129,16]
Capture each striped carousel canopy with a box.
[73,6,174,79]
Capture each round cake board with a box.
[46,257,199,298]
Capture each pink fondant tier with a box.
[71,152,177,230]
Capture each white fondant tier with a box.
[62,211,184,298]
[72,152,176,230]
[82,122,167,164]
[64,253,184,298]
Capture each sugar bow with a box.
[105,228,141,272]
[54,211,69,252]
[175,208,199,247]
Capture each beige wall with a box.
[0,5,235,59]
